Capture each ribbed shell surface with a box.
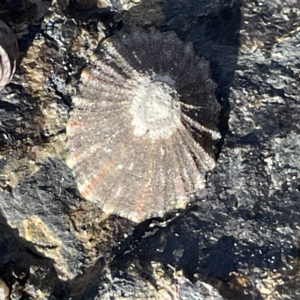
[66,29,220,223]
[0,19,18,90]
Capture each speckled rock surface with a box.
[0,0,300,299]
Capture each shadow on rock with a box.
[0,0,52,54]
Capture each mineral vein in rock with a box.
[66,29,220,223]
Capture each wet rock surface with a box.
[0,0,299,299]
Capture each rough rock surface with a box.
[0,0,299,299]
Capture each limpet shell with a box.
[66,28,220,223]
[0,19,19,91]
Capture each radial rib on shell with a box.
[66,28,220,223]
[0,19,19,91]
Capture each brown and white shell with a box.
[0,19,19,91]
[66,28,220,223]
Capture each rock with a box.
[0,0,299,299]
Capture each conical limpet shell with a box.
[0,19,19,91]
[66,28,220,223]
